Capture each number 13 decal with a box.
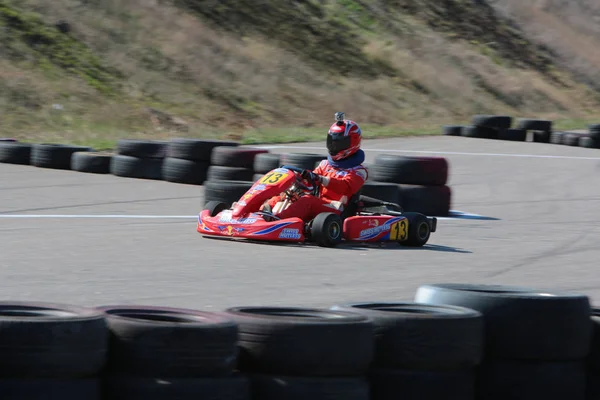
[390,219,408,241]
[259,172,288,185]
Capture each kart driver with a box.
[260,112,368,222]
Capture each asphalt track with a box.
[2,135,600,311]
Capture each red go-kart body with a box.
[197,165,437,247]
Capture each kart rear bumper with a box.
[429,217,437,233]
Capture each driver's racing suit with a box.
[264,159,368,222]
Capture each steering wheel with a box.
[280,165,319,196]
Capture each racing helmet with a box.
[327,112,362,161]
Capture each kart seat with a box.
[340,189,363,220]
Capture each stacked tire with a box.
[110,139,167,180]
[203,147,268,206]
[586,308,600,398]
[222,306,374,400]
[368,155,451,216]
[71,152,113,174]
[414,283,592,400]
[0,301,107,399]
[331,302,483,400]
[0,141,32,165]
[99,305,249,400]
[163,139,238,185]
[252,153,281,181]
[31,144,93,170]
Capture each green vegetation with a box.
[1,0,599,149]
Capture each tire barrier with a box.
[110,139,167,180]
[31,144,93,170]
[71,152,112,174]
[0,142,31,165]
[2,283,600,399]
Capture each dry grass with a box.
[2,0,600,148]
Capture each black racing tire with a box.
[550,131,566,144]
[329,302,483,370]
[250,375,369,400]
[516,118,552,132]
[116,139,167,159]
[203,180,254,207]
[442,125,463,136]
[563,133,586,146]
[253,153,282,174]
[161,157,209,185]
[532,130,551,143]
[579,136,600,149]
[207,165,254,181]
[585,307,600,372]
[223,306,374,376]
[472,115,512,130]
[477,360,586,400]
[166,138,238,161]
[204,201,229,217]
[414,283,592,361]
[371,155,449,186]
[0,302,108,378]
[97,305,239,377]
[498,128,527,141]
[0,143,31,165]
[402,211,433,247]
[110,155,163,180]
[369,368,476,400]
[588,124,600,140]
[210,147,269,168]
[398,185,451,216]
[280,153,327,170]
[103,375,250,400]
[311,212,343,247]
[31,144,92,170]
[252,173,264,182]
[0,378,100,400]
[71,152,112,174]
[461,125,499,139]
[360,182,401,204]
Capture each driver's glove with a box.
[302,169,322,183]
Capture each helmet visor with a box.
[327,133,351,156]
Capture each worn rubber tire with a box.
[330,302,483,370]
[370,368,476,400]
[461,126,498,139]
[579,136,600,149]
[414,283,592,361]
[110,155,163,180]
[585,307,600,372]
[371,155,448,186]
[166,138,238,161]
[0,302,108,378]
[203,180,254,207]
[516,119,552,132]
[0,378,100,400]
[207,165,254,181]
[252,173,264,182]
[588,124,600,140]
[563,133,587,146]
[31,144,92,170]
[103,375,250,400]
[0,143,31,165]
[223,306,374,376]
[532,130,551,143]
[98,305,238,377]
[550,131,566,144]
[253,153,281,174]
[498,128,527,141]
[472,115,512,130]
[250,375,369,400]
[398,185,451,216]
[477,360,586,400]
[71,152,112,174]
[280,153,327,170]
[442,125,463,136]
[116,139,167,159]
[360,182,401,204]
[210,147,269,168]
[161,157,208,185]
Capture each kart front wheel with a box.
[403,212,431,247]
[311,212,343,248]
[204,201,229,217]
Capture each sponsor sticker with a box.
[359,219,397,238]
[218,211,257,224]
[278,228,302,240]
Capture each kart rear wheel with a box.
[204,201,229,217]
[311,212,343,248]
[403,212,431,247]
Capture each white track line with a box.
[0,210,495,220]
[253,145,600,160]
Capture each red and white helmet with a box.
[327,112,362,161]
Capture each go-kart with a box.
[197,165,437,247]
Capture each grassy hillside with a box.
[1,0,599,149]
